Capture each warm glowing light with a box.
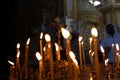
[43,47,46,51]
[55,43,59,51]
[45,34,51,42]
[40,32,43,39]
[92,52,94,56]
[91,27,98,37]
[61,28,70,39]
[89,37,93,43]
[17,43,20,49]
[69,51,76,59]
[17,51,20,58]
[116,43,119,51]
[26,38,30,45]
[100,45,104,53]
[36,52,42,61]
[78,36,83,42]
[105,58,109,66]
[8,60,14,66]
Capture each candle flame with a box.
[55,43,59,51]
[26,38,30,45]
[100,45,104,53]
[78,36,83,42]
[116,43,119,51]
[112,43,114,47]
[17,51,20,58]
[89,37,93,43]
[92,52,94,56]
[69,51,76,59]
[36,52,42,61]
[17,43,20,49]
[8,60,14,66]
[40,32,43,39]
[105,58,109,66]
[45,34,51,42]
[61,28,70,39]
[91,27,98,37]
[69,51,78,66]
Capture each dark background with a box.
[0,0,64,79]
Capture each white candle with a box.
[45,34,54,80]
[36,52,43,80]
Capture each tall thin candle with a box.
[61,27,72,80]
[45,34,54,80]
[36,52,43,80]
[16,43,21,73]
[24,38,30,79]
[91,27,100,79]
[89,37,93,65]
[78,36,83,70]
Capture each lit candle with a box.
[82,41,86,68]
[45,34,54,80]
[55,43,60,60]
[36,52,43,80]
[8,60,15,73]
[116,43,120,67]
[89,37,93,65]
[40,32,43,58]
[24,38,30,79]
[100,45,105,65]
[112,44,115,63]
[16,43,21,73]
[91,27,100,79]
[78,36,83,70]
[61,27,72,80]
[69,51,80,80]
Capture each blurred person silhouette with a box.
[99,23,120,65]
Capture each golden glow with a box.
[100,45,105,53]
[89,37,93,43]
[78,36,83,42]
[61,28,70,39]
[116,43,119,51]
[26,38,30,45]
[17,51,20,58]
[8,60,14,66]
[40,32,43,39]
[43,47,46,52]
[69,51,78,66]
[36,52,42,61]
[45,34,51,42]
[55,43,59,51]
[105,58,109,66]
[91,27,98,37]
[69,51,76,59]
[17,43,20,49]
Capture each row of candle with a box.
[8,26,100,80]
